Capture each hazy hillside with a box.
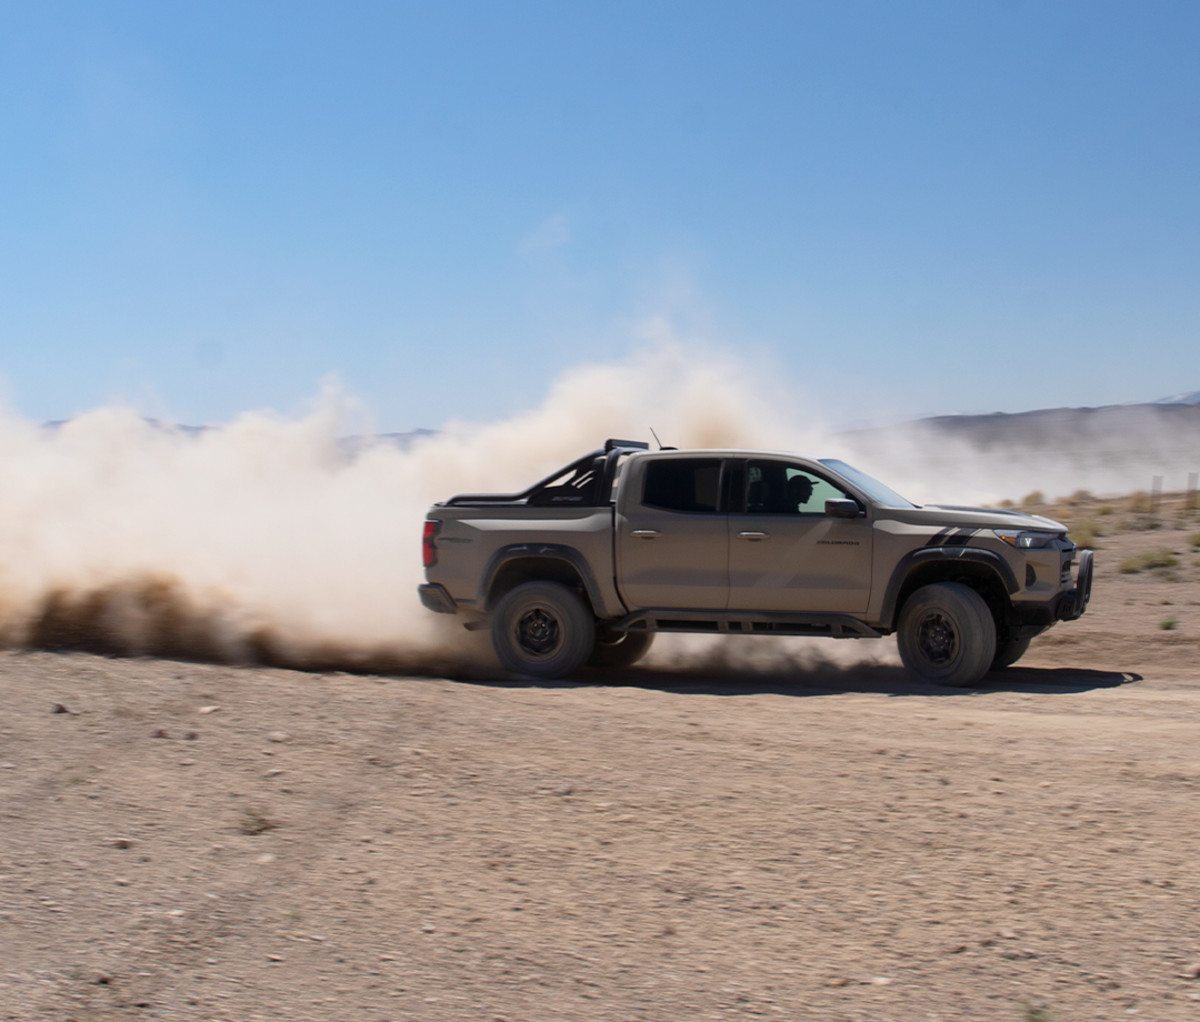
[835,397,1200,501]
[848,401,1200,460]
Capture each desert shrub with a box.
[1069,489,1094,504]
[998,498,1014,509]
[1069,521,1103,548]
[1160,617,1179,631]
[1189,532,1200,551]
[1119,550,1180,574]
[1127,491,1153,513]
[1096,504,1116,516]
[1021,490,1045,507]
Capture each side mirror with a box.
[825,498,864,519]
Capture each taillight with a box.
[422,520,440,567]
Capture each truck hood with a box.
[893,504,1067,534]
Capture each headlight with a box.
[994,529,1062,550]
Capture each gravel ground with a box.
[3,524,1200,1022]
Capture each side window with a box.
[641,458,723,513]
[746,461,848,514]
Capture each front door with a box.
[727,459,873,613]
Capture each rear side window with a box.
[641,459,723,513]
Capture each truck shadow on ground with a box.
[487,663,1142,698]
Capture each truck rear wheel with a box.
[897,582,996,687]
[491,582,595,679]
[589,630,654,669]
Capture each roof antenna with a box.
[649,427,664,450]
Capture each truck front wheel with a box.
[991,633,1034,670]
[897,582,996,687]
[491,581,595,679]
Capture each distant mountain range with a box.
[844,397,1200,456]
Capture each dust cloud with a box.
[1,338,1190,677]
[0,342,808,675]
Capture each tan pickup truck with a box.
[419,440,1093,686]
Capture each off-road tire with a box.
[897,582,996,687]
[991,634,1033,670]
[491,582,595,679]
[588,630,654,669]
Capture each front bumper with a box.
[1012,548,1094,627]
[1056,548,1094,621]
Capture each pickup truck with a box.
[419,440,1093,686]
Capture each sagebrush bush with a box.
[1119,550,1180,574]
[1069,521,1103,548]
[1127,491,1153,513]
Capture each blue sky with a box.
[2,1,1198,431]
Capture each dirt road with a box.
[3,524,1199,1021]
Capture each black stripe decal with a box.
[925,527,979,548]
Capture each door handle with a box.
[737,531,769,540]
[631,529,660,538]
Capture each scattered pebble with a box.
[198,705,220,714]
[267,731,291,743]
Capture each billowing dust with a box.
[1,341,1192,677]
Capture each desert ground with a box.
[3,495,1200,1022]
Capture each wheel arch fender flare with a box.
[480,544,606,616]
[880,547,1020,629]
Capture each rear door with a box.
[616,456,729,610]
[727,459,873,613]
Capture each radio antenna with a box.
[649,427,664,450]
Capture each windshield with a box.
[818,459,917,508]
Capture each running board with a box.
[610,610,882,639]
